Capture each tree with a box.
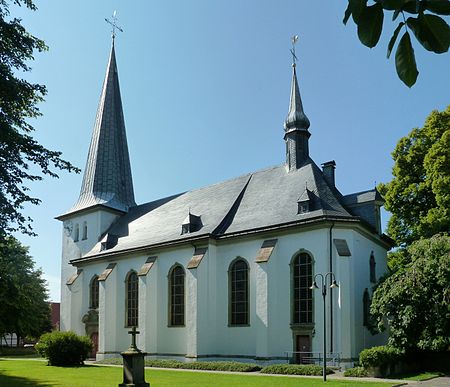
[0,0,79,238]
[344,1,450,87]
[370,234,450,351]
[0,236,52,345]
[378,106,450,268]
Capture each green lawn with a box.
[0,359,396,386]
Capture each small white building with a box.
[57,39,391,365]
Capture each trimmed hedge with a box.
[146,359,261,372]
[359,345,403,369]
[260,364,333,376]
[96,358,261,372]
[36,331,92,366]
[344,366,369,377]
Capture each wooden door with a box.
[90,332,98,358]
[296,335,311,364]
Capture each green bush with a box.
[359,345,403,369]
[260,364,333,376]
[344,366,369,377]
[96,358,261,372]
[35,331,92,366]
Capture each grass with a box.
[0,359,397,386]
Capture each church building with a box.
[57,38,391,365]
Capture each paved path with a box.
[417,376,450,386]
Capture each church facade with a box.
[57,41,391,365]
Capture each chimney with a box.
[322,160,336,187]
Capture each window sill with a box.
[228,324,250,327]
[167,325,185,328]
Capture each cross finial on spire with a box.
[290,35,299,67]
[105,10,123,42]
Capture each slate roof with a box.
[78,159,358,260]
[342,189,384,205]
[66,42,136,215]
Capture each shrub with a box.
[344,366,369,377]
[260,364,333,376]
[145,359,261,372]
[359,345,403,369]
[96,358,261,372]
[35,331,92,366]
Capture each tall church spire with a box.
[69,40,136,214]
[284,36,311,171]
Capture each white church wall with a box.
[351,234,388,356]
[214,239,258,357]
[60,209,120,333]
[154,246,192,356]
[268,228,330,359]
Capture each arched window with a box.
[363,288,370,326]
[229,259,249,326]
[82,221,88,240]
[125,271,138,327]
[369,251,376,283]
[74,224,80,242]
[90,275,99,309]
[292,252,313,324]
[169,265,185,326]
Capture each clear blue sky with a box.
[13,1,449,301]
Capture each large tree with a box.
[0,0,79,238]
[371,234,450,351]
[344,0,450,87]
[0,236,52,344]
[378,106,450,268]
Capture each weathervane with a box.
[105,10,123,41]
[290,35,299,66]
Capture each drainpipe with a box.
[329,222,335,353]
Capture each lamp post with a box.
[310,272,339,382]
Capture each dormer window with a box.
[297,187,313,215]
[181,211,202,234]
[100,233,118,251]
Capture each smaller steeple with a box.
[284,36,311,171]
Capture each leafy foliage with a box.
[0,236,52,342]
[378,106,450,262]
[97,357,262,372]
[260,364,334,375]
[0,0,79,237]
[344,1,450,87]
[343,366,369,377]
[36,331,92,366]
[359,345,404,368]
[370,235,450,351]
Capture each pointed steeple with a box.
[285,64,310,131]
[69,41,136,214]
[284,62,311,171]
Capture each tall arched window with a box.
[126,271,138,327]
[363,288,370,326]
[229,258,249,326]
[90,275,99,309]
[369,251,376,283]
[292,252,313,324]
[169,265,185,326]
[74,224,80,242]
[82,221,88,240]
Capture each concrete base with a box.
[119,350,149,387]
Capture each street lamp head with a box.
[330,279,339,289]
[310,281,319,290]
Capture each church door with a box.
[295,335,311,364]
[90,332,98,358]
